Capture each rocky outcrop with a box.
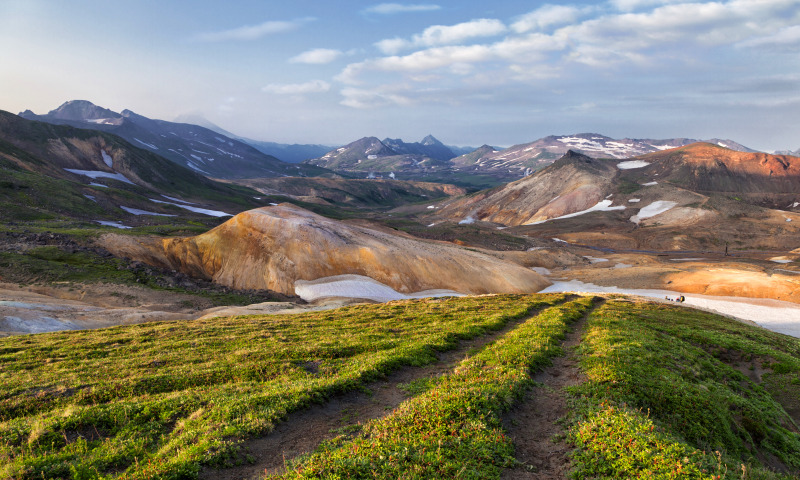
[101,204,550,296]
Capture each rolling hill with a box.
[100,203,549,297]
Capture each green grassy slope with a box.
[0,295,798,479]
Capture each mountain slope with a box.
[438,151,620,226]
[0,110,262,224]
[234,176,465,208]
[19,100,330,179]
[625,143,800,207]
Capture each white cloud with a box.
[340,87,413,108]
[376,18,507,54]
[738,25,800,50]
[511,5,588,33]
[609,0,677,12]
[290,48,343,64]
[362,3,441,15]
[262,80,331,95]
[194,18,315,42]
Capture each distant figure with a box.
[725,242,729,256]
[679,295,685,303]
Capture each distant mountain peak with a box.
[421,134,443,146]
[46,100,121,121]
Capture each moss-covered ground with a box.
[0,294,798,479]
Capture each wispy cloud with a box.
[194,17,315,42]
[290,48,343,64]
[737,25,800,50]
[262,80,331,95]
[362,3,441,15]
[376,19,507,54]
[511,5,590,33]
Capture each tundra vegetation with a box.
[0,294,798,479]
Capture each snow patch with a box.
[770,258,793,264]
[161,195,197,205]
[101,150,113,167]
[540,280,800,338]
[531,267,551,275]
[630,200,677,224]
[149,199,231,217]
[186,162,211,175]
[83,194,96,202]
[628,198,641,203]
[120,206,176,216]
[133,138,158,149]
[526,200,625,225]
[95,220,132,229]
[617,160,650,169]
[427,205,436,209]
[642,181,658,186]
[64,169,134,185]
[584,256,609,263]
[294,274,462,303]
[89,182,107,188]
[613,263,632,269]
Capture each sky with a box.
[1,0,799,151]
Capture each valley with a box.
[1,106,799,479]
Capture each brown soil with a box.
[198,299,570,480]
[501,302,595,479]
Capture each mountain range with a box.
[307,133,757,186]
[19,101,330,179]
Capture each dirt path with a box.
[501,300,599,480]
[199,299,570,480]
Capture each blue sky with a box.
[1,0,799,151]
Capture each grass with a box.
[567,299,800,479]
[0,294,566,479]
[2,294,798,479]
[0,246,269,306]
[279,296,596,479]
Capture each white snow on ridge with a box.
[540,280,800,338]
[617,160,650,169]
[121,206,176,216]
[294,274,462,303]
[526,200,626,225]
[642,181,658,186]
[64,169,134,185]
[628,198,641,203]
[134,138,158,149]
[101,150,113,167]
[149,199,231,217]
[649,144,676,151]
[95,220,132,229]
[161,195,197,205]
[630,200,677,224]
[186,162,211,175]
